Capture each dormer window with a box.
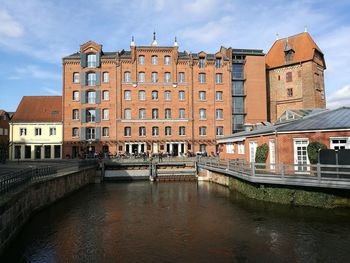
[285,51,294,62]
[215,58,222,68]
[87,54,97,68]
[199,57,205,68]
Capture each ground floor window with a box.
[200,144,207,154]
[44,145,51,159]
[269,140,276,170]
[330,137,349,150]
[226,143,234,154]
[54,145,61,158]
[249,141,257,163]
[14,145,21,159]
[293,139,309,172]
[25,146,31,159]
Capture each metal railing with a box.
[198,157,350,189]
[0,160,98,196]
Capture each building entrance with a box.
[34,146,41,159]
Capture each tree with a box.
[307,142,327,164]
[255,143,269,163]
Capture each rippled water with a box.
[2,182,350,262]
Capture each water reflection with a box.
[2,182,350,263]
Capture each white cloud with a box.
[9,65,60,80]
[327,85,350,109]
[0,8,24,37]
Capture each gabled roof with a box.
[266,32,324,69]
[12,96,62,123]
[276,108,327,124]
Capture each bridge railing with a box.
[0,160,98,196]
[198,157,350,181]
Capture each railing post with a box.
[251,162,255,176]
[281,163,284,178]
[317,163,321,182]
[242,160,245,173]
[226,159,229,170]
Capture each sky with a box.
[1,0,350,111]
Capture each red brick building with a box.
[217,107,350,169]
[266,32,326,123]
[62,36,267,157]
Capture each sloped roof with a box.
[266,32,324,69]
[217,107,350,142]
[12,96,62,123]
[276,108,327,124]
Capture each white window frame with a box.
[164,56,171,65]
[103,127,109,137]
[249,141,258,163]
[73,91,80,101]
[49,127,56,136]
[269,139,276,171]
[293,138,310,172]
[87,54,97,68]
[102,90,109,101]
[152,72,158,83]
[164,72,171,83]
[226,143,234,154]
[72,109,79,120]
[138,55,145,65]
[124,109,132,120]
[215,73,223,84]
[139,90,146,101]
[238,142,245,154]
[138,72,145,83]
[179,72,185,83]
[20,128,27,136]
[103,72,109,83]
[199,109,206,120]
[73,72,80,83]
[35,127,42,136]
[152,127,159,136]
[215,91,223,101]
[199,91,206,101]
[72,128,79,138]
[330,137,350,150]
[124,90,131,100]
[151,55,158,65]
[178,91,185,101]
[102,109,109,120]
[124,71,131,83]
[87,72,96,86]
[165,90,171,101]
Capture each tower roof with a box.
[266,32,325,69]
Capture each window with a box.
[151,55,158,65]
[87,127,96,140]
[54,145,61,158]
[103,72,109,83]
[44,145,51,159]
[179,126,186,136]
[165,126,172,136]
[73,91,79,101]
[216,109,223,120]
[216,73,223,84]
[124,108,131,120]
[25,146,31,159]
[103,127,109,137]
[293,139,309,172]
[152,90,158,100]
[152,72,158,83]
[233,114,245,132]
[216,91,223,101]
[285,51,293,62]
[199,57,205,68]
[199,91,206,101]
[73,109,79,120]
[49,127,56,136]
[139,127,146,136]
[200,144,207,153]
[152,127,159,136]
[287,88,293,97]
[199,73,206,83]
[165,108,172,119]
[179,72,185,83]
[102,109,109,120]
[14,145,21,159]
[330,137,349,150]
[233,97,244,113]
[232,81,244,95]
[164,72,171,83]
[139,90,146,100]
[215,58,222,68]
[226,143,234,154]
[72,128,79,138]
[152,109,159,119]
[179,108,185,119]
[35,128,42,136]
[87,90,96,104]
[216,126,223,136]
[237,142,245,154]
[87,54,97,68]
[124,90,131,100]
[232,64,243,79]
[269,140,276,170]
[178,90,185,101]
[87,72,97,86]
[286,72,292,82]
[199,109,206,119]
[124,127,131,136]
[165,90,171,101]
[138,72,145,83]
[249,141,258,163]
[139,108,146,119]
[199,126,207,136]
[20,128,27,136]
[164,56,171,65]
[73,72,80,83]
[103,90,109,100]
[87,109,96,122]
[138,55,145,65]
[124,71,131,83]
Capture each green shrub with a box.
[255,143,269,163]
[307,142,327,164]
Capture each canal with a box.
[2,182,350,262]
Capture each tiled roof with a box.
[266,32,323,69]
[12,96,62,123]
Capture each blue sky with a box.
[1,0,350,111]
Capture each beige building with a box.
[9,96,63,160]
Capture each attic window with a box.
[285,50,294,62]
[199,57,205,68]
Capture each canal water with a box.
[2,182,350,263]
